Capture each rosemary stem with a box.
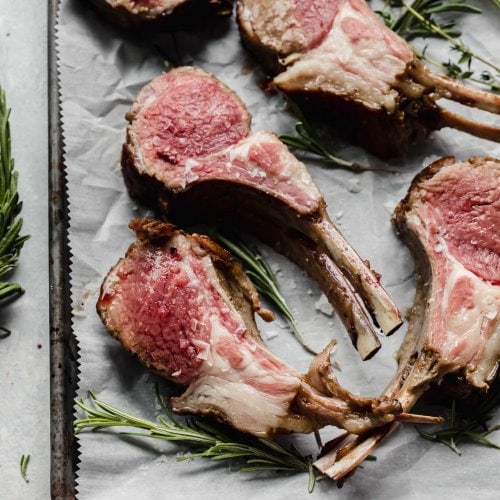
[213,232,315,354]
[402,1,500,73]
[75,391,318,490]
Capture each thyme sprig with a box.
[75,390,318,492]
[280,102,396,174]
[0,88,29,331]
[378,1,500,90]
[214,232,316,354]
[416,375,500,454]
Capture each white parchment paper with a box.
[58,0,500,498]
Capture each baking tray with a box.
[47,1,500,498]
[49,0,79,497]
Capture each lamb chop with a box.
[121,66,403,360]
[314,156,500,481]
[237,0,500,158]
[87,0,233,30]
[97,218,438,437]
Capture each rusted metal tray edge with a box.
[49,0,80,498]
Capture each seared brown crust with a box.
[236,2,286,75]
[237,0,500,156]
[122,149,384,358]
[314,156,500,480]
[87,0,233,31]
[278,87,441,159]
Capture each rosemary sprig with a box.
[378,1,500,90]
[75,390,318,492]
[214,232,316,355]
[386,1,481,39]
[20,454,30,483]
[280,102,396,174]
[0,88,29,327]
[401,2,498,71]
[416,375,500,455]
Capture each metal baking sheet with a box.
[53,1,500,498]
[49,0,79,497]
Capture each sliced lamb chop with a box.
[121,66,403,360]
[237,0,500,158]
[97,218,437,437]
[314,156,500,480]
[87,0,233,30]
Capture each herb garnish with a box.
[20,454,30,483]
[75,390,318,492]
[0,88,29,331]
[214,232,316,354]
[377,1,500,91]
[280,102,397,174]
[416,375,500,454]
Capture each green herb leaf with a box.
[416,375,500,454]
[280,102,397,174]
[75,391,318,491]
[213,232,317,354]
[20,454,30,483]
[377,1,500,91]
[0,87,29,324]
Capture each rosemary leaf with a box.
[377,1,500,90]
[75,391,318,491]
[0,87,29,321]
[416,375,500,454]
[213,232,317,354]
[20,454,30,483]
[280,102,397,174]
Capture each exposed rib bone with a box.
[305,211,403,336]
[410,62,500,114]
[296,342,440,434]
[300,243,382,359]
[314,425,396,481]
[438,108,500,143]
[240,216,382,360]
[98,241,428,438]
[314,157,500,481]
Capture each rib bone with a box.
[314,156,500,481]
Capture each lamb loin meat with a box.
[97,218,438,437]
[314,156,500,481]
[237,0,500,158]
[121,66,403,360]
[87,0,233,30]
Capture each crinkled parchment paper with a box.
[57,0,500,498]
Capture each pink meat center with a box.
[423,167,500,284]
[136,75,249,163]
[102,241,242,384]
[292,0,338,49]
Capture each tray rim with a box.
[49,0,79,498]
